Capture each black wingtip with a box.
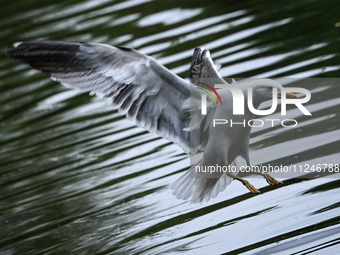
[5,42,23,58]
[4,40,87,73]
[117,46,133,52]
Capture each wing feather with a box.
[6,40,195,152]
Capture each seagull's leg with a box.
[227,172,262,194]
[251,172,283,185]
[245,159,282,185]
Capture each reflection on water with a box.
[0,0,339,254]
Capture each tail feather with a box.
[171,160,238,203]
[171,160,200,201]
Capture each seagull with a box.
[5,41,294,203]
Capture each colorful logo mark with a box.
[196,82,222,106]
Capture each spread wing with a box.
[6,41,194,152]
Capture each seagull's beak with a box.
[285,92,297,99]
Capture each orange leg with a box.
[227,172,262,194]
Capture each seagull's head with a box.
[247,79,297,104]
[193,48,213,69]
[189,47,221,81]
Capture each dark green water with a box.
[0,0,340,254]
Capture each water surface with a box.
[0,0,340,254]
